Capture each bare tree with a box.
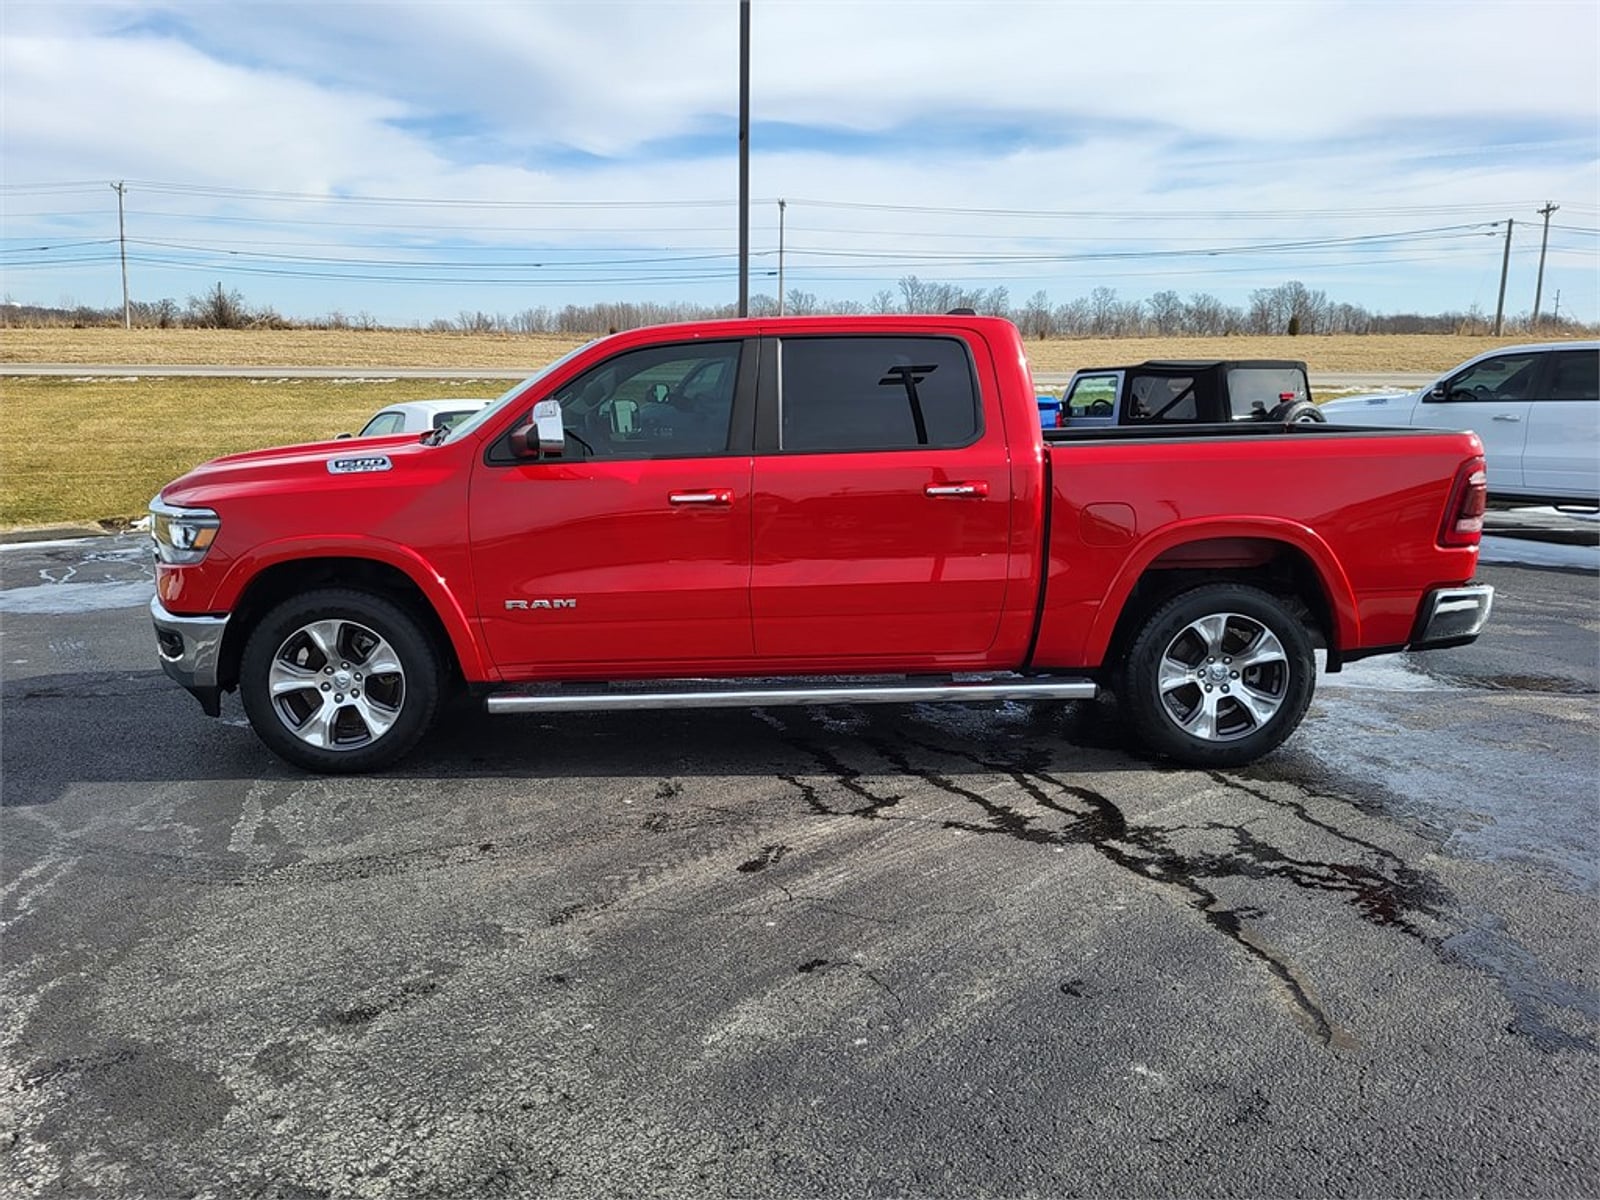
[186,283,251,329]
[1147,289,1184,336]
[1020,290,1053,339]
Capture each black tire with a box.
[1117,583,1315,767]
[240,588,443,773]
[1269,399,1326,423]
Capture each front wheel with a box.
[240,588,443,773]
[1118,583,1315,767]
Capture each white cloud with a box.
[0,0,1594,322]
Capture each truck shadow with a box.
[0,670,1154,800]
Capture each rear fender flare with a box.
[1085,517,1360,664]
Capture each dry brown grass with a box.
[0,327,586,369]
[0,376,508,527]
[3,325,1585,376]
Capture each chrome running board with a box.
[485,675,1097,714]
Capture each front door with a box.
[1414,350,1539,493]
[469,339,756,674]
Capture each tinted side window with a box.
[1545,351,1599,401]
[1447,353,1541,401]
[541,341,742,460]
[779,336,979,452]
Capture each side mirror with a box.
[1429,382,1450,401]
[335,432,354,440]
[509,398,567,460]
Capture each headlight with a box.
[149,498,221,565]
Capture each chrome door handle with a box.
[669,489,733,506]
[925,482,989,498]
[1491,414,1522,422]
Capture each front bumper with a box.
[1411,584,1495,650]
[151,597,229,715]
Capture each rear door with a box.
[469,338,756,672]
[1524,348,1599,500]
[748,332,1013,662]
[1412,350,1540,492]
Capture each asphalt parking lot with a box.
[2,534,1597,1198]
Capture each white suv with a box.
[1320,342,1598,507]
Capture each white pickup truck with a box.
[1319,341,1598,508]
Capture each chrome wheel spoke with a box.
[349,693,399,741]
[300,620,343,667]
[1176,690,1221,740]
[1190,613,1230,658]
[1231,683,1281,729]
[1158,655,1194,694]
[1231,628,1287,672]
[298,700,339,749]
[268,659,319,697]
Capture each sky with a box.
[2,0,1597,327]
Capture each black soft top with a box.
[1077,359,1309,377]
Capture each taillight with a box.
[1440,457,1488,547]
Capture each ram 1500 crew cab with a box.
[149,316,1493,773]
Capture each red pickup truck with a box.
[149,315,1493,773]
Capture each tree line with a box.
[3,277,1591,337]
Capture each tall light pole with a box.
[737,0,749,317]
[777,198,786,315]
[111,180,130,329]
[1532,201,1559,328]
[1493,218,1513,336]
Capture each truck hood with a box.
[158,433,430,506]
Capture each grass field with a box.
[0,376,511,527]
[2,326,1582,375]
[1,327,1587,528]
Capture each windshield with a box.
[441,340,598,445]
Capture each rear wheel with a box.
[240,589,442,773]
[1118,583,1315,767]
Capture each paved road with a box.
[3,362,1435,392]
[1,537,1596,1197]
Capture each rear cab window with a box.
[1226,367,1308,420]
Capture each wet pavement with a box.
[1,535,1596,1197]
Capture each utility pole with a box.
[111,181,129,329]
[1532,201,1559,328]
[1493,217,1513,336]
[737,0,750,317]
[777,198,786,316]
